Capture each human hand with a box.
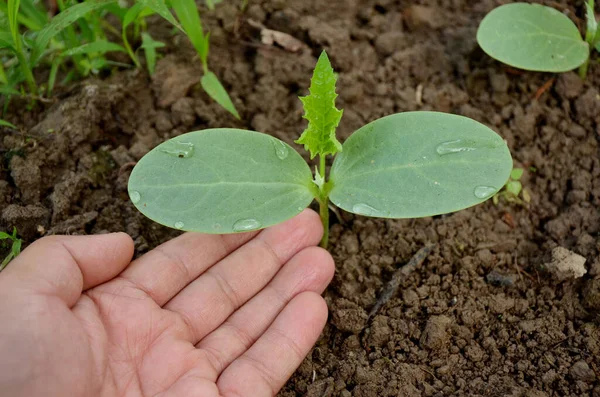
[0,210,334,397]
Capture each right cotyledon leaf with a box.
[329,112,513,218]
[128,129,315,234]
[476,2,589,72]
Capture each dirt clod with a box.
[544,247,587,281]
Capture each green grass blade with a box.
[136,0,181,30]
[62,40,126,57]
[0,85,21,95]
[171,0,208,66]
[122,2,144,68]
[329,112,513,218]
[0,2,45,31]
[128,129,314,233]
[17,0,47,29]
[0,32,15,49]
[0,119,18,129]
[477,3,589,72]
[201,71,240,119]
[141,32,164,75]
[47,57,61,96]
[32,0,117,64]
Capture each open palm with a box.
[0,210,334,397]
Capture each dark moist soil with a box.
[2,0,600,395]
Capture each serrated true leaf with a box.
[477,3,589,72]
[128,129,315,233]
[329,112,513,218]
[295,51,343,159]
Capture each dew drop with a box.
[272,139,289,160]
[174,221,185,229]
[474,186,496,199]
[352,203,383,217]
[233,218,262,232]
[297,206,304,211]
[213,223,222,231]
[436,140,476,156]
[130,190,141,204]
[160,141,194,158]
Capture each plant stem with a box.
[579,57,590,80]
[318,155,329,248]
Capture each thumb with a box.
[0,233,134,307]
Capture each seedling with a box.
[493,168,531,206]
[0,227,21,272]
[477,1,600,79]
[128,52,513,248]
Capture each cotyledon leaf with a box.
[476,3,589,72]
[128,129,315,234]
[329,112,513,218]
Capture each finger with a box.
[218,292,328,397]
[0,233,134,306]
[197,246,333,374]
[164,209,323,343]
[117,232,256,305]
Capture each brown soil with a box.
[2,0,600,396]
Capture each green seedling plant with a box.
[0,0,126,98]
[477,1,600,79]
[493,168,531,206]
[128,52,513,248]
[0,227,22,272]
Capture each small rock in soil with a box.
[544,247,587,281]
[10,156,41,203]
[570,360,596,382]
[583,278,600,312]
[555,72,583,99]
[403,5,444,31]
[305,377,334,397]
[1,204,50,240]
[331,298,367,333]
[486,270,516,287]
[420,315,451,350]
[152,56,201,108]
[374,31,405,56]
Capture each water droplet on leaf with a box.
[174,221,185,229]
[213,223,222,231]
[297,206,303,212]
[272,139,289,160]
[474,186,496,199]
[352,203,383,217]
[160,141,194,158]
[233,218,261,232]
[436,140,476,156]
[130,190,141,204]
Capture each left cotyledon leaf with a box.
[128,129,315,234]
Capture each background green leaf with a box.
[171,0,208,66]
[136,0,181,30]
[61,40,126,57]
[141,32,164,75]
[477,3,589,72]
[201,71,240,119]
[32,0,116,63]
[128,129,314,234]
[295,51,343,159]
[329,112,513,218]
[0,119,17,129]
